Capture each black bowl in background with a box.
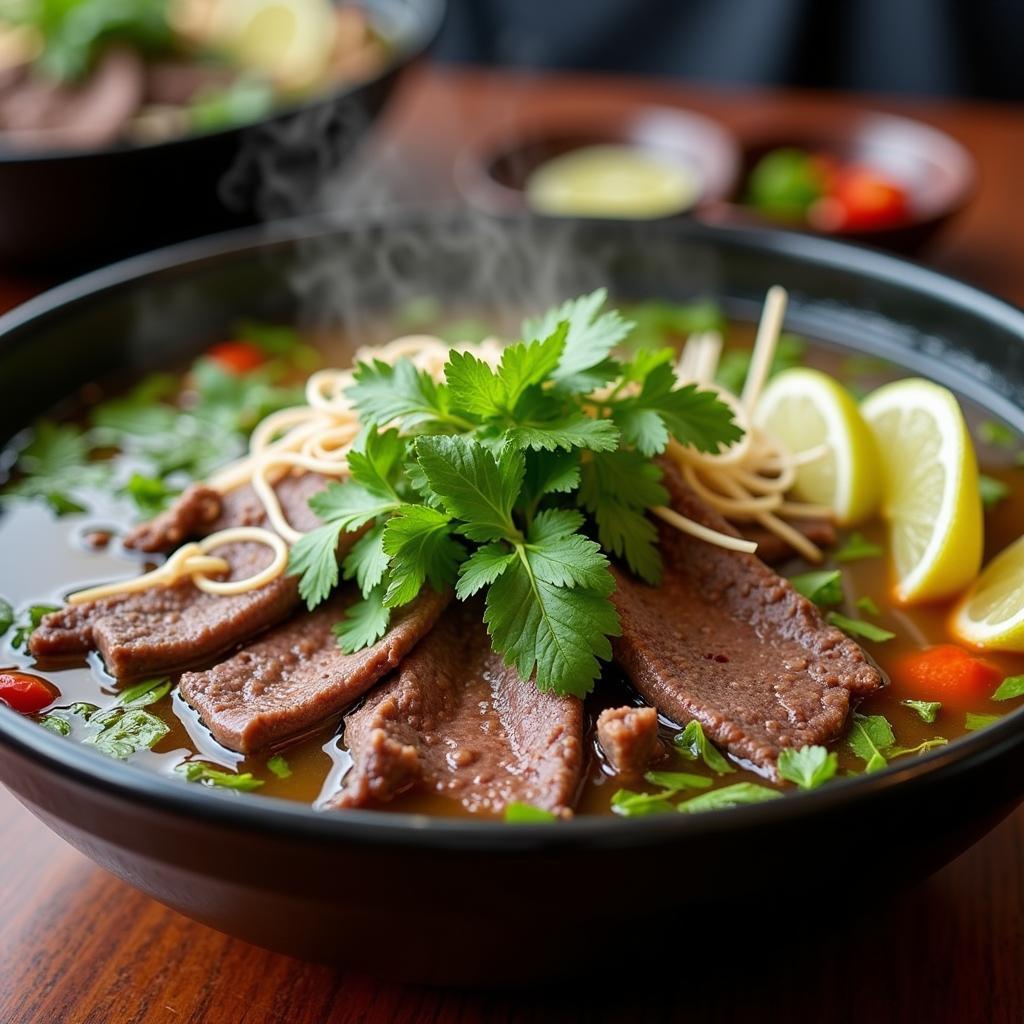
[0,0,443,274]
[1,213,1023,985]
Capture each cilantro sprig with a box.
[287,290,743,697]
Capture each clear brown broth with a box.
[3,319,1024,819]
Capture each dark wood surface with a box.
[2,67,1023,1024]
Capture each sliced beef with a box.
[179,588,450,753]
[33,474,332,676]
[30,537,297,677]
[124,472,328,552]
[596,706,665,776]
[741,518,837,566]
[333,603,584,816]
[610,463,883,776]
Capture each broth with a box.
[2,314,1023,819]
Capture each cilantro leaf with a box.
[993,675,1024,701]
[847,713,895,772]
[887,738,948,758]
[965,712,1000,731]
[519,451,581,509]
[484,553,619,697]
[610,789,676,817]
[579,450,667,584]
[495,326,567,408]
[381,504,462,607]
[9,604,60,649]
[267,754,292,779]
[333,587,390,653]
[777,745,838,789]
[40,715,71,736]
[309,480,399,532]
[524,512,615,594]
[523,289,633,381]
[176,762,263,791]
[613,367,743,457]
[827,612,895,642]
[346,358,458,431]
[901,699,942,723]
[288,522,345,610]
[504,802,557,823]
[84,708,169,760]
[456,543,515,599]
[117,677,170,707]
[673,720,735,775]
[414,436,523,543]
[643,770,713,791]
[342,523,389,598]
[506,413,620,453]
[856,595,881,616]
[346,427,406,499]
[789,569,843,607]
[121,473,180,517]
[676,783,781,813]
[835,532,883,561]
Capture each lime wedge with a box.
[754,366,881,525]
[861,378,982,603]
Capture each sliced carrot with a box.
[889,644,1002,706]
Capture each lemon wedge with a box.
[754,366,881,525]
[952,535,1024,651]
[861,378,982,603]
[216,0,336,91]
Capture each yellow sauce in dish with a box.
[525,144,699,219]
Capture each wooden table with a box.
[2,67,1023,1024]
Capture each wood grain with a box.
[2,66,1023,1023]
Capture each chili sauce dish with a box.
[0,214,1022,982]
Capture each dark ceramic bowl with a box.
[455,104,739,218]
[712,109,976,254]
[1,213,1023,985]
[0,0,443,273]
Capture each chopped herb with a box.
[176,762,264,791]
[504,802,557,822]
[827,612,895,642]
[643,770,713,791]
[677,783,781,813]
[84,708,169,760]
[70,702,99,719]
[117,677,171,707]
[673,721,735,775]
[835,532,883,562]
[993,675,1024,701]
[979,474,1009,510]
[267,754,292,779]
[9,604,60,650]
[0,597,12,637]
[39,715,71,736]
[610,789,676,817]
[901,699,942,723]
[847,713,895,772]
[626,299,725,351]
[965,712,1000,731]
[789,569,843,607]
[121,473,180,517]
[856,595,881,616]
[979,420,1017,450]
[777,745,838,789]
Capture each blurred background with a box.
[433,0,1024,100]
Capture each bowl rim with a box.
[0,0,445,166]
[1,211,1023,850]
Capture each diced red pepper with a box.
[207,340,265,375]
[890,644,1002,706]
[0,671,57,714]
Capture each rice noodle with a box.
[67,527,289,604]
